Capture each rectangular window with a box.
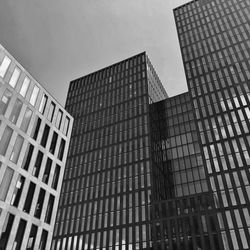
[34,188,45,219]
[63,116,70,135]
[21,144,34,171]
[41,124,50,147]
[0,213,15,249]
[0,56,11,78]
[23,182,35,213]
[13,219,27,250]
[52,164,61,190]
[20,77,30,97]
[10,135,24,163]
[9,99,22,124]
[42,158,52,184]
[26,225,38,250]
[49,132,58,154]
[0,167,14,201]
[10,175,25,207]
[39,94,48,114]
[31,116,41,140]
[45,195,54,224]
[58,138,66,161]
[39,230,48,250]
[33,151,43,177]
[0,126,13,156]
[20,108,32,132]
[47,102,55,122]
[0,89,12,115]
[56,110,63,129]
[9,67,21,88]
[29,85,39,106]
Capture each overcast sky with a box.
[0,0,190,105]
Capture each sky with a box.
[0,0,190,106]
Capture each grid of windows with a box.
[53,52,169,250]
[0,44,73,249]
[174,0,250,249]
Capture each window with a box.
[39,94,48,114]
[13,219,27,250]
[58,138,66,161]
[0,167,14,201]
[0,56,11,78]
[31,116,41,140]
[20,77,30,97]
[63,116,70,135]
[0,213,15,249]
[49,132,58,154]
[20,108,32,132]
[10,175,25,207]
[34,188,45,219]
[0,126,13,156]
[9,135,24,163]
[39,230,48,250]
[47,102,55,122]
[29,85,39,106]
[52,164,60,190]
[42,158,52,184]
[45,195,54,224]
[26,225,38,250]
[41,124,50,147]
[0,89,12,115]
[21,144,34,171]
[9,67,21,88]
[9,99,22,124]
[23,182,35,213]
[56,109,63,129]
[33,151,44,177]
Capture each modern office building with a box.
[52,52,169,250]
[53,0,250,249]
[0,44,73,250]
[173,0,250,249]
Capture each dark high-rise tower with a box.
[174,0,250,249]
[52,53,168,249]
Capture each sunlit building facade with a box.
[0,44,73,250]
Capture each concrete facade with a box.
[0,44,73,250]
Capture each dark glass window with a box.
[39,230,48,250]
[49,132,58,154]
[23,182,35,213]
[31,116,41,140]
[26,225,38,250]
[45,195,54,224]
[0,213,15,249]
[34,188,45,219]
[52,164,60,190]
[58,138,65,161]
[42,158,52,184]
[33,151,43,177]
[21,144,34,171]
[13,219,27,250]
[41,124,50,147]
